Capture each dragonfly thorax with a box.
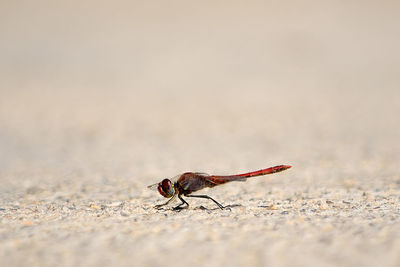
[158,179,176,198]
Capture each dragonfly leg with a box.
[172,194,189,210]
[154,193,177,209]
[186,194,225,210]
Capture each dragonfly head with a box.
[157,179,175,198]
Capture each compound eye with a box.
[158,179,175,198]
[161,179,172,191]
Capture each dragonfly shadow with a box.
[154,204,242,212]
[193,204,242,211]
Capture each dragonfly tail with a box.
[206,165,291,186]
[233,165,291,178]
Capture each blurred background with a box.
[1,0,400,191]
[1,1,400,267]
[1,0,400,190]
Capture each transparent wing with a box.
[170,174,182,182]
[194,172,209,176]
[147,173,183,190]
[147,183,159,190]
[203,175,247,186]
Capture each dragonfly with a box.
[148,165,291,210]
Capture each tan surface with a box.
[1,1,400,267]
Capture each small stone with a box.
[90,204,101,210]
[22,221,34,226]
[258,205,277,210]
[107,202,123,208]
[120,211,129,217]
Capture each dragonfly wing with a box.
[177,172,215,193]
[147,183,159,190]
[203,175,247,186]
[194,172,210,176]
[148,174,181,190]
[177,173,247,194]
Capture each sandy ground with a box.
[1,89,399,267]
[1,1,400,267]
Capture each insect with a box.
[148,165,291,210]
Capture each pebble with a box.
[120,211,129,217]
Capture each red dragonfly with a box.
[148,165,291,210]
